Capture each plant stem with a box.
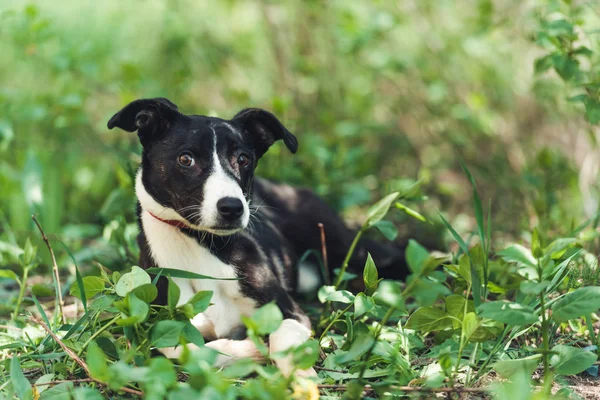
[78,315,119,358]
[32,214,65,325]
[11,268,29,322]
[356,306,395,383]
[318,303,353,344]
[537,257,552,395]
[333,228,364,289]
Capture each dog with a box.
[107,98,406,376]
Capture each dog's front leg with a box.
[269,319,317,378]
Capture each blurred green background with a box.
[1,0,599,269]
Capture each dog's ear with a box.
[232,108,298,158]
[107,98,180,143]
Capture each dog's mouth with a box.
[202,226,245,236]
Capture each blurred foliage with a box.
[0,0,599,253]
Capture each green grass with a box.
[2,0,600,399]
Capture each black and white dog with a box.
[107,98,406,376]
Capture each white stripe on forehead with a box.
[200,128,250,229]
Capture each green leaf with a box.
[249,302,283,335]
[86,341,109,381]
[115,266,151,297]
[365,192,400,227]
[72,387,104,400]
[363,253,379,295]
[373,220,398,240]
[395,202,427,222]
[477,301,538,325]
[324,289,355,304]
[459,159,485,255]
[11,357,32,400]
[373,280,405,311]
[405,239,429,275]
[182,321,205,347]
[405,307,453,332]
[550,345,598,375]
[39,382,74,400]
[132,284,158,303]
[168,277,180,315]
[34,374,55,395]
[151,321,185,348]
[520,281,549,296]
[70,276,105,302]
[145,357,177,394]
[354,293,375,318]
[551,287,600,322]
[292,339,320,369]
[146,267,239,280]
[186,290,213,315]
[460,312,480,345]
[0,269,19,281]
[492,355,542,378]
[128,292,149,323]
[335,332,375,364]
[497,245,536,268]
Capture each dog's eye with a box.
[178,153,195,167]
[237,154,250,168]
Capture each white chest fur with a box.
[140,211,257,338]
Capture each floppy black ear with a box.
[107,98,180,143]
[232,108,298,158]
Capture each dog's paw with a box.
[274,356,318,379]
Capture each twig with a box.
[317,223,330,284]
[30,314,144,396]
[32,214,65,324]
[34,378,94,386]
[317,384,489,393]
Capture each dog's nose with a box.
[217,197,244,220]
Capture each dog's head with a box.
[108,97,297,236]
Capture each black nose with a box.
[217,197,244,220]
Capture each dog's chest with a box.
[141,212,257,338]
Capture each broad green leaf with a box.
[445,295,474,328]
[146,267,239,280]
[34,374,55,395]
[187,290,213,315]
[145,357,177,394]
[70,276,105,301]
[168,277,180,314]
[246,302,283,335]
[0,269,19,281]
[73,387,104,400]
[520,281,549,296]
[10,357,32,400]
[373,280,405,311]
[292,339,320,369]
[354,293,375,318]
[406,239,429,275]
[373,220,398,240]
[115,266,151,297]
[551,286,600,322]
[363,253,379,295]
[151,321,185,348]
[39,382,74,400]
[405,307,453,332]
[132,284,158,303]
[492,355,542,378]
[460,312,480,345]
[182,321,205,347]
[335,332,375,363]
[412,280,450,307]
[324,289,355,304]
[477,301,538,325]
[550,345,598,375]
[86,341,109,381]
[128,293,149,323]
[365,192,400,227]
[497,245,536,268]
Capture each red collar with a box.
[148,211,187,228]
